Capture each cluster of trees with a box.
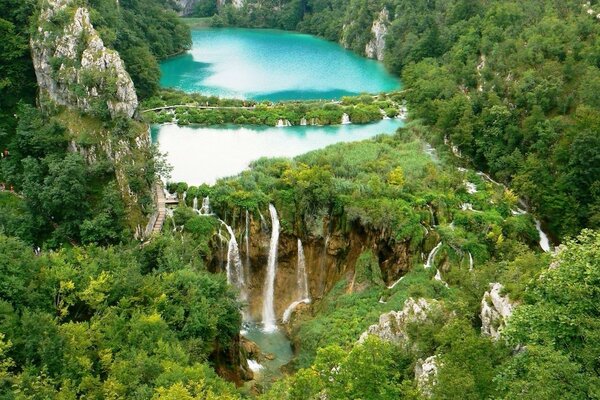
[395,0,600,238]
[0,232,242,399]
[144,89,401,126]
[0,105,162,247]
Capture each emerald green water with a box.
[160,28,401,101]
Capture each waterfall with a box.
[244,209,251,268]
[387,276,404,289]
[192,197,198,211]
[300,117,307,126]
[258,209,268,232]
[341,113,351,125]
[223,223,246,293]
[276,119,291,128]
[427,204,436,226]
[425,242,443,269]
[222,221,249,321]
[434,270,449,288]
[465,181,478,194]
[297,239,309,300]
[282,299,310,323]
[199,196,211,215]
[468,252,474,271]
[282,239,311,324]
[535,220,551,252]
[262,204,280,332]
[247,359,264,373]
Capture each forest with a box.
[0,0,599,398]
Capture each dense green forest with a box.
[1,0,599,398]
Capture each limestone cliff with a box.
[480,282,515,340]
[358,298,441,345]
[210,212,418,324]
[31,0,138,119]
[365,9,389,61]
[415,355,439,398]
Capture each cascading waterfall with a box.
[387,276,404,289]
[468,252,474,271]
[434,269,449,288]
[282,239,311,324]
[222,221,249,321]
[199,196,212,215]
[425,242,443,269]
[258,210,268,232]
[244,209,251,270]
[262,204,280,332]
[192,197,198,211]
[341,113,351,125]
[536,220,551,252]
[297,239,309,300]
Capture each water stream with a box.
[262,204,280,332]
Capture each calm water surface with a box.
[152,119,404,185]
[160,28,401,101]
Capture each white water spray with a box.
[387,276,404,289]
[341,113,351,125]
[282,299,310,323]
[199,196,212,215]
[262,204,280,332]
[222,222,247,310]
[297,239,309,300]
[425,242,443,269]
[468,252,474,271]
[536,220,551,252]
[282,240,311,324]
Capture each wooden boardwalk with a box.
[153,183,166,235]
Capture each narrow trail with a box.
[153,183,166,234]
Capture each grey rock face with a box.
[365,9,389,61]
[415,355,438,398]
[480,282,514,340]
[32,0,138,118]
[359,298,439,344]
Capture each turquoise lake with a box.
[160,28,401,101]
[155,28,404,185]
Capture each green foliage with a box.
[143,89,401,126]
[0,233,241,399]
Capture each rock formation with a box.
[31,0,138,119]
[365,9,389,61]
[480,282,514,340]
[415,355,439,398]
[358,298,440,345]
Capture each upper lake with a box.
[160,28,401,101]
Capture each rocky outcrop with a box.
[415,355,439,398]
[358,298,440,345]
[365,9,389,61]
[32,0,138,118]
[480,283,514,340]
